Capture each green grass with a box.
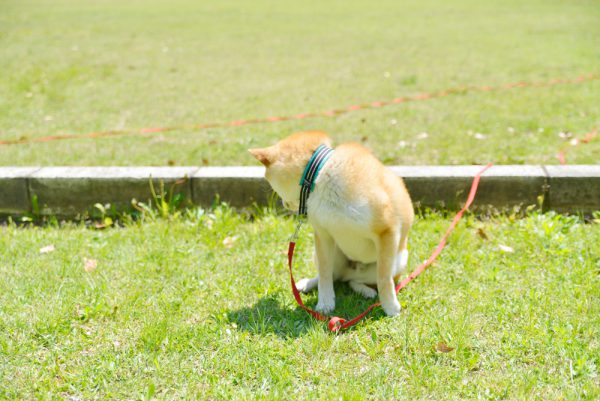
[1,208,599,399]
[1,1,599,399]
[1,0,599,166]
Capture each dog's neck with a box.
[298,144,334,216]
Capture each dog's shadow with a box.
[227,284,387,338]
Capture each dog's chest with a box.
[307,179,377,263]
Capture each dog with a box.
[249,131,414,316]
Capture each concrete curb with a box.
[543,165,600,213]
[28,167,198,216]
[0,167,41,215]
[0,165,598,217]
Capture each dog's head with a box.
[249,131,332,211]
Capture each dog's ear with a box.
[248,147,275,167]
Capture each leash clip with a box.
[289,218,304,242]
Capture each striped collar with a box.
[298,144,334,216]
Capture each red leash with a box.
[287,163,493,332]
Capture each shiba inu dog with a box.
[249,131,414,316]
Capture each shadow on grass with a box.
[227,284,387,338]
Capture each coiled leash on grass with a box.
[287,163,493,333]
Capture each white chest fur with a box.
[306,161,378,264]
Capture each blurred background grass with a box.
[0,0,598,166]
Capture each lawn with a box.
[1,0,599,166]
[0,208,599,399]
[1,1,599,400]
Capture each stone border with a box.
[0,165,598,217]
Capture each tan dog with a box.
[249,131,414,316]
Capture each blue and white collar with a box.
[298,144,334,216]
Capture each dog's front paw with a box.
[381,298,401,317]
[315,298,335,314]
[296,277,318,293]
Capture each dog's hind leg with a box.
[349,280,377,299]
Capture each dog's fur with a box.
[249,131,414,316]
